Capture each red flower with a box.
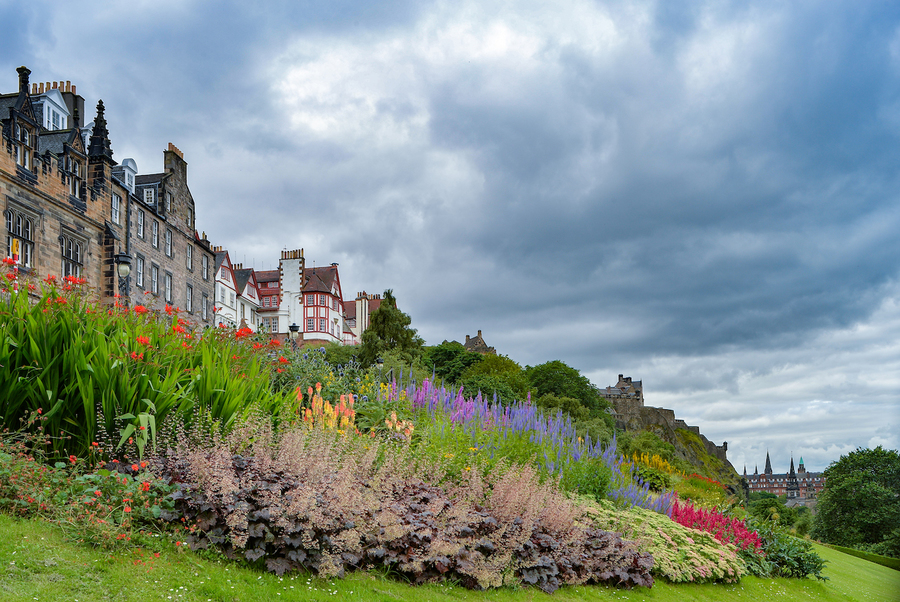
[44,274,57,284]
[278,356,289,364]
[181,342,192,349]
[131,464,139,471]
[173,325,186,334]
[269,338,281,347]
[165,304,174,315]
[134,305,148,315]
[130,351,144,360]
[94,490,102,497]
[136,336,150,345]
[141,481,151,492]
[252,343,264,349]
[235,327,253,339]
[1,257,15,266]
[124,506,131,513]
[69,455,77,464]
[4,273,15,281]
[55,296,68,305]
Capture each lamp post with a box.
[376,356,384,383]
[113,250,132,303]
[289,322,300,348]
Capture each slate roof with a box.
[255,270,280,284]
[304,266,338,294]
[214,250,228,275]
[37,129,73,155]
[233,268,254,294]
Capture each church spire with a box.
[764,451,773,475]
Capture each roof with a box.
[214,250,228,274]
[38,129,73,155]
[0,94,17,119]
[304,266,339,294]
[135,173,167,185]
[255,269,280,284]
[233,268,254,294]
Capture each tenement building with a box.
[1,66,214,325]
[745,453,825,506]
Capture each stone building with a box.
[745,453,825,505]
[463,330,496,355]
[1,66,214,325]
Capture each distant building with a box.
[463,330,496,355]
[344,291,383,345]
[745,453,826,505]
[232,264,261,331]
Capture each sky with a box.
[3,0,898,474]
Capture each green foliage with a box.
[321,341,358,367]
[358,290,424,367]
[558,457,612,501]
[525,360,608,416]
[423,341,483,384]
[456,354,530,404]
[812,446,900,555]
[585,500,747,583]
[751,520,828,580]
[0,285,282,460]
[634,466,672,492]
[749,497,797,528]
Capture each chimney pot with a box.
[71,84,75,94]
[477,330,482,337]
[65,80,70,92]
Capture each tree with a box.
[525,360,609,417]
[459,354,528,402]
[423,341,483,384]
[358,290,424,368]
[812,446,900,555]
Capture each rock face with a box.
[603,375,739,485]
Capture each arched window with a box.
[5,209,34,267]
[60,233,83,278]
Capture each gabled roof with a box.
[135,172,168,185]
[304,266,339,294]
[37,128,83,156]
[233,268,255,295]
[214,250,229,275]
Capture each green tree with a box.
[812,446,900,555]
[423,341,483,384]
[459,354,528,402]
[524,360,609,417]
[358,290,424,368]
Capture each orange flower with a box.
[136,336,150,345]
[164,304,174,315]
[134,305,148,315]
[69,455,77,464]
[278,356,289,364]
[141,481,150,492]
[124,506,131,513]
[131,464,139,471]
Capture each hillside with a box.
[1,513,897,602]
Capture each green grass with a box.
[1,514,898,602]
[825,544,900,571]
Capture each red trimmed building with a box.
[745,453,826,506]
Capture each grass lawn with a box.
[0,513,897,602]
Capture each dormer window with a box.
[14,123,33,170]
[144,188,154,206]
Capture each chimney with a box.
[477,330,482,338]
[65,80,71,92]
[167,142,184,159]
[466,335,470,343]
[16,66,30,95]
[618,374,624,381]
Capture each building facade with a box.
[745,453,826,504]
[2,66,214,326]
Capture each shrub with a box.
[159,421,654,592]
[584,499,747,583]
[750,520,828,580]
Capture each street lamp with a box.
[289,322,300,348]
[113,251,132,301]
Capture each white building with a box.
[213,247,238,327]
[233,264,261,331]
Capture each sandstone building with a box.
[1,66,214,325]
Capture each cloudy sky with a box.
[4,0,898,473]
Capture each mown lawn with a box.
[0,513,896,602]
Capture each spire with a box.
[743,465,747,477]
[754,464,758,475]
[789,456,796,477]
[798,457,805,473]
[88,100,114,160]
[764,451,773,475]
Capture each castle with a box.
[603,375,730,465]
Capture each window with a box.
[143,188,154,206]
[152,220,159,248]
[202,294,209,320]
[221,269,230,282]
[111,193,121,225]
[187,208,192,228]
[5,209,35,268]
[165,229,172,257]
[68,157,82,197]
[186,285,193,313]
[186,245,193,271]
[137,210,145,238]
[307,318,315,331]
[229,292,235,307]
[240,303,245,319]
[306,294,316,306]
[165,192,172,212]
[271,317,278,332]
[332,298,338,310]
[319,318,326,331]
[14,123,33,169]
[218,286,225,303]
[201,255,209,280]
[319,295,326,306]
[51,111,60,130]
[263,296,270,308]
[164,273,172,303]
[151,265,159,294]
[60,234,83,278]
[135,256,144,288]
